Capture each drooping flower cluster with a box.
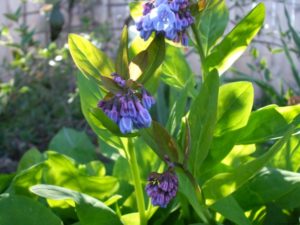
[146,169,178,208]
[136,0,194,46]
[98,73,155,134]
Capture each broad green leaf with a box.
[204,3,265,75]
[121,213,140,225]
[234,168,300,210]
[237,105,300,144]
[166,88,188,136]
[77,72,124,150]
[30,185,122,225]
[44,151,119,200]
[198,0,229,55]
[17,148,43,172]
[202,127,293,203]
[129,35,165,85]
[0,195,63,225]
[161,44,195,91]
[211,196,251,225]
[68,34,114,80]
[116,26,129,79]
[10,163,45,196]
[215,81,254,136]
[140,121,180,162]
[49,127,96,163]
[203,105,300,171]
[188,70,219,176]
[272,134,300,171]
[0,174,14,193]
[176,167,212,224]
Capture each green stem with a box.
[191,23,205,64]
[191,23,208,81]
[181,166,216,225]
[127,138,147,225]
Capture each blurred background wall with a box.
[0,0,300,90]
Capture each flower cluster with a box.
[146,169,178,208]
[136,0,194,46]
[98,73,155,134]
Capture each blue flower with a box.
[119,117,133,134]
[154,0,168,6]
[136,0,195,46]
[150,4,176,33]
[146,170,178,208]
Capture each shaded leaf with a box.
[49,127,96,163]
[188,70,219,176]
[0,195,63,225]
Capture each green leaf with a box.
[49,127,96,163]
[0,195,63,225]
[204,3,265,75]
[161,44,195,91]
[68,33,114,80]
[116,26,129,79]
[211,196,251,225]
[234,168,300,210]
[17,148,43,172]
[30,185,122,225]
[0,174,14,193]
[121,213,140,225]
[202,127,294,203]
[215,82,254,136]
[188,70,219,176]
[43,151,119,200]
[237,105,300,144]
[272,134,300,172]
[140,121,180,162]
[129,35,165,85]
[198,0,229,54]
[176,168,210,223]
[11,163,45,196]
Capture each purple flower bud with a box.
[135,100,152,127]
[142,89,155,110]
[108,104,119,123]
[146,171,178,208]
[143,2,154,15]
[181,32,189,46]
[120,97,129,117]
[127,97,137,118]
[113,75,126,88]
[119,117,133,134]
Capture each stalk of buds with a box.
[98,73,155,134]
[146,159,178,208]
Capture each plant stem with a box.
[181,166,216,225]
[127,138,147,225]
[191,23,205,65]
[191,23,208,81]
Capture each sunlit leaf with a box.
[204,3,265,75]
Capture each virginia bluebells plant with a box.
[98,73,155,134]
[136,0,194,46]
